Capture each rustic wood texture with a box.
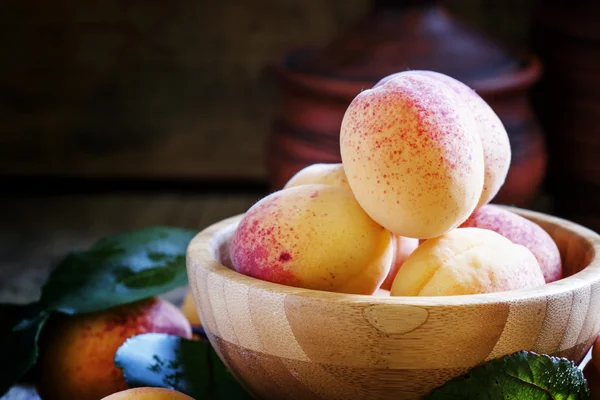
[0,194,260,305]
[0,0,534,180]
[0,193,262,400]
[187,207,600,400]
[0,193,555,399]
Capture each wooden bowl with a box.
[186,207,600,400]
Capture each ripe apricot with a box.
[36,298,192,400]
[390,228,545,296]
[230,184,394,294]
[460,205,562,283]
[284,163,350,190]
[376,70,511,206]
[101,387,194,400]
[341,72,484,238]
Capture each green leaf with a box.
[115,333,253,400]
[0,303,49,397]
[39,226,198,314]
[427,351,590,400]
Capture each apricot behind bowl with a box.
[380,235,419,291]
[460,204,562,283]
[230,184,394,294]
[180,289,201,326]
[284,163,350,190]
[187,207,600,400]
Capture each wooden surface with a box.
[187,207,600,400]
[0,0,534,181]
[0,193,583,399]
[0,193,260,305]
[0,192,260,400]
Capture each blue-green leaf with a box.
[115,333,252,399]
[39,226,198,314]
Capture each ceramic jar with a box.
[268,0,546,207]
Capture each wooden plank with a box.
[0,194,259,304]
[0,193,261,400]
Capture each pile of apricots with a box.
[230,70,562,297]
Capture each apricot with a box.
[460,205,562,283]
[340,72,484,239]
[230,184,395,294]
[390,228,545,296]
[101,387,194,400]
[180,289,201,326]
[36,297,192,400]
[380,235,419,291]
[375,70,511,206]
[284,163,350,190]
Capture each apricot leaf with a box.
[427,351,589,399]
[0,303,48,397]
[115,333,252,399]
[39,227,198,314]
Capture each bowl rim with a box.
[187,206,600,307]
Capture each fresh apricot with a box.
[390,228,545,296]
[341,72,484,239]
[101,387,194,400]
[376,70,511,207]
[230,184,395,294]
[380,235,419,291]
[460,205,562,283]
[180,289,201,326]
[36,298,192,400]
[284,163,350,190]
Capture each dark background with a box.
[2,1,600,397]
[0,0,595,319]
[0,0,531,183]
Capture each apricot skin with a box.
[376,70,511,207]
[380,236,419,291]
[460,205,562,283]
[284,163,350,190]
[101,387,194,400]
[340,72,484,239]
[180,289,201,326]
[36,298,192,400]
[230,184,395,294]
[390,228,545,296]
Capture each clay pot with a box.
[531,1,600,230]
[267,0,546,207]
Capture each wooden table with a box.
[0,191,261,399]
[0,190,559,399]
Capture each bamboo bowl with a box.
[186,207,600,400]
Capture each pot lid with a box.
[286,3,520,84]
